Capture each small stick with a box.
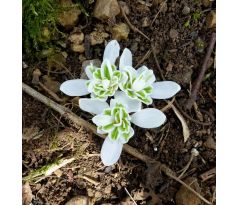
[120,4,150,41]
[185,33,216,109]
[135,49,152,68]
[151,43,165,80]
[200,167,216,182]
[78,174,100,186]
[151,0,168,27]
[124,187,137,205]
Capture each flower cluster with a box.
[60,40,181,166]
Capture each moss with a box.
[23,0,88,59]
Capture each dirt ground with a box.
[22,0,216,204]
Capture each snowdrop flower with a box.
[60,40,121,100]
[79,91,166,166]
[119,48,181,105]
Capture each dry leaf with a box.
[22,182,33,205]
[171,104,190,142]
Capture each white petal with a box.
[85,64,95,79]
[131,108,166,128]
[60,79,90,96]
[101,137,123,166]
[114,91,141,113]
[103,40,120,64]
[150,81,181,99]
[79,98,109,114]
[92,114,113,126]
[136,65,148,76]
[119,48,132,69]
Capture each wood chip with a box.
[22,182,33,205]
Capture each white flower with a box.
[118,48,181,104]
[60,40,121,100]
[79,91,166,166]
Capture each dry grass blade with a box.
[170,104,190,142]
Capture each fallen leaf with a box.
[171,104,190,142]
[22,182,33,205]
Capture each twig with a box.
[178,148,199,178]
[161,98,175,112]
[185,33,216,109]
[77,174,100,186]
[124,187,137,205]
[22,83,211,204]
[200,167,216,182]
[119,4,150,41]
[151,0,168,27]
[135,49,152,68]
[38,82,64,103]
[151,43,165,80]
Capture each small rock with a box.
[104,185,112,194]
[130,42,138,53]
[119,1,130,15]
[65,196,91,205]
[111,23,130,41]
[165,62,174,72]
[89,31,109,45]
[71,44,85,53]
[22,182,32,205]
[32,68,41,85]
[176,177,201,205]
[95,191,102,198]
[182,5,190,15]
[136,4,150,13]
[142,17,150,27]
[195,37,205,53]
[204,136,216,150]
[202,0,211,7]
[58,10,81,29]
[93,0,120,21]
[69,32,84,45]
[152,0,164,6]
[206,11,216,28]
[169,29,179,39]
[87,188,94,197]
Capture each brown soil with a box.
[23,0,216,204]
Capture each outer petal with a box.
[131,108,166,128]
[85,64,96,79]
[92,114,114,126]
[119,48,132,69]
[150,81,181,99]
[60,79,90,96]
[103,40,120,64]
[114,91,141,113]
[79,98,109,114]
[101,137,123,166]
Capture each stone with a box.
[176,177,201,205]
[95,191,102,198]
[58,9,81,28]
[69,33,84,45]
[204,136,216,150]
[71,44,85,53]
[142,17,150,27]
[206,11,216,28]
[169,29,179,39]
[111,23,130,41]
[202,0,212,7]
[93,0,120,21]
[182,5,190,15]
[89,31,109,45]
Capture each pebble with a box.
[182,5,190,15]
[71,44,85,53]
[202,0,212,7]
[111,23,130,41]
[169,28,179,39]
[176,177,201,205]
[65,196,91,205]
[93,0,120,21]
[206,11,216,28]
[69,32,84,45]
[89,31,109,45]
[204,136,216,150]
[142,17,150,27]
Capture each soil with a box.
[23,0,216,204]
